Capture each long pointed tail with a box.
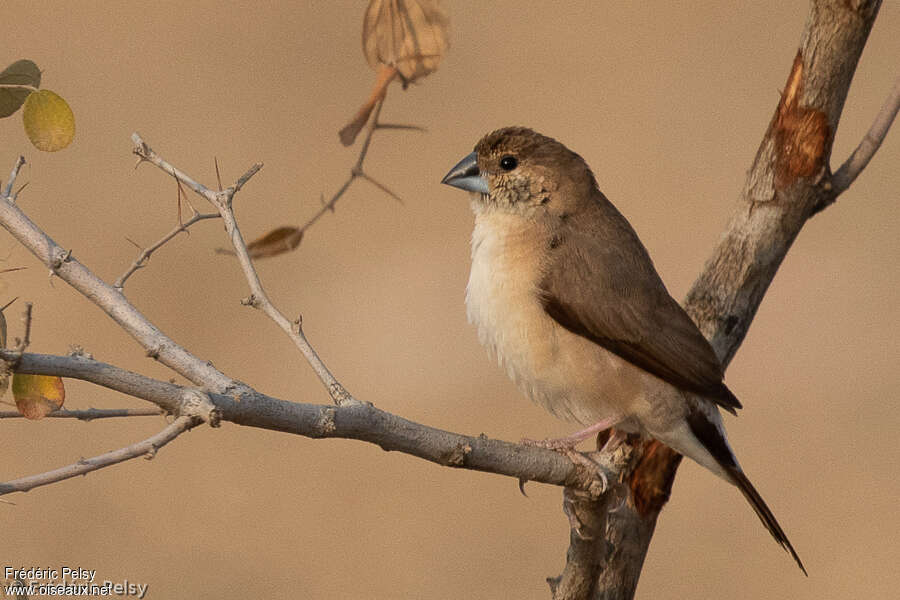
[726,465,807,575]
[685,408,806,574]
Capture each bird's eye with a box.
[499,155,518,171]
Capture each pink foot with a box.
[520,415,623,451]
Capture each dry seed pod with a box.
[362,0,449,85]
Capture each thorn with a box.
[174,176,187,228]
[214,157,223,192]
[375,123,427,132]
[13,181,28,200]
[124,236,143,251]
[0,297,18,312]
[518,478,530,497]
[360,173,404,205]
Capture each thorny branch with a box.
[0,416,196,494]
[298,98,409,237]
[0,407,163,420]
[0,351,606,499]
[114,210,219,290]
[132,134,351,406]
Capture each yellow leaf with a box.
[22,89,75,152]
[363,0,449,84]
[12,373,65,420]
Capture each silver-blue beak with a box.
[441,151,489,194]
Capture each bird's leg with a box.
[599,427,630,454]
[521,415,623,451]
[521,416,624,493]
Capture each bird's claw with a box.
[521,437,609,493]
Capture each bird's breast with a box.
[465,211,635,425]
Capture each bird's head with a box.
[441,127,595,216]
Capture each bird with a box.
[441,126,805,573]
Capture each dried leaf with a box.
[22,89,75,152]
[363,0,449,84]
[0,59,41,118]
[339,64,397,146]
[12,373,65,420]
[245,226,304,259]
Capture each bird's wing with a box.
[538,199,741,413]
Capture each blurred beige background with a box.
[2,2,898,598]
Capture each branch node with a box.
[442,441,472,467]
[178,389,220,427]
[315,406,337,436]
[329,382,357,406]
[50,248,72,271]
[240,294,260,308]
[67,345,93,359]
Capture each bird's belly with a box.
[466,215,640,425]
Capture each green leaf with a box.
[23,89,75,152]
[0,59,41,118]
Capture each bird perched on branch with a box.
[441,127,804,573]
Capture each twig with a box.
[132,135,211,198]
[114,211,219,290]
[0,407,164,420]
[2,156,26,199]
[831,74,900,195]
[131,134,351,406]
[299,98,416,236]
[0,416,196,495]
